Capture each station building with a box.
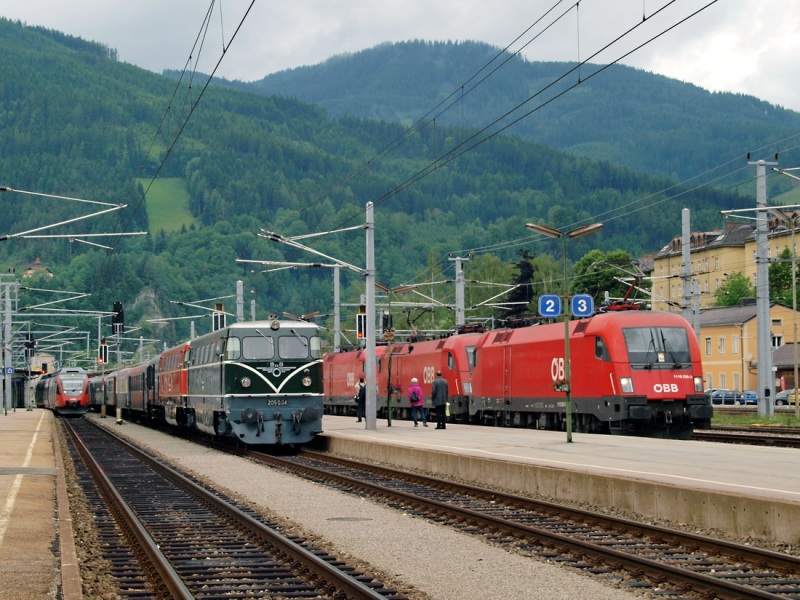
[649,214,800,392]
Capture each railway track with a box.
[692,427,800,447]
[62,418,406,600]
[233,448,800,600]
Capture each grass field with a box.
[713,412,800,427]
[138,177,198,233]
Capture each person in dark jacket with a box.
[354,377,366,422]
[407,377,427,427]
[431,371,448,429]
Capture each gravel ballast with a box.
[73,415,646,600]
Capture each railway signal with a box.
[98,338,108,365]
[112,301,124,335]
[356,305,366,339]
[24,332,35,359]
[213,302,226,331]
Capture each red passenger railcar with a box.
[35,367,90,417]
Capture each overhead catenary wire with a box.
[113,1,257,250]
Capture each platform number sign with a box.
[571,294,594,317]
[538,294,562,318]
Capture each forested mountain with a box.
[0,19,763,349]
[240,40,800,184]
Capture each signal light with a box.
[356,313,367,339]
[99,338,108,364]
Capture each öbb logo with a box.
[653,383,679,393]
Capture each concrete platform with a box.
[0,408,81,600]
[3,408,797,600]
[314,415,800,545]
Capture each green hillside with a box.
[0,19,771,348]
[138,178,198,233]
[246,41,800,187]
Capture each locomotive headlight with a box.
[240,377,252,388]
[693,376,703,392]
[302,376,312,387]
[620,377,634,393]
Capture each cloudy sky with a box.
[1,0,798,111]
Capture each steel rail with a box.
[81,418,390,600]
[252,450,798,600]
[63,420,194,600]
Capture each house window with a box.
[705,374,713,389]
[772,319,783,327]
[773,335,783,348]
[733,373,740,390]
[718,337,725,355]
[715,257,719,270]
[733,335,740,355]
[705,337,712,355]
[720,373,726,388]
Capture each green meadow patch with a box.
[138,177,198,233]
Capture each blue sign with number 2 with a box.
[538,294,562,317]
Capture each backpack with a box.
[410,389,419,403]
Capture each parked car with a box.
[707,388,741,405]
[774,389,799,406]
[739,390,758,405]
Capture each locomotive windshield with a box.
[622,326,692,368]
[226,330,322,360]
[60,375,86,394]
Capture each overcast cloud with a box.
[1,0,798,111]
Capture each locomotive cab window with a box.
[594,337,611,361]
[623,327,692,368]
[242,335,276,360]
[466,346,476,371]
[225,337,241,360]
[278,331,321,360]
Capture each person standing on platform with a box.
[431,371,448,429]
[354,377,366,422]
[407,377,427,427]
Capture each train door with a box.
[146,363,156,413]
[503,345,512,405]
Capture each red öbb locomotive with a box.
[323,310,711,438]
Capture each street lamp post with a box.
[526,222,603,442]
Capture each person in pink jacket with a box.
[407,377,427,427]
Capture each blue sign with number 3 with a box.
[538,294,562,318]
[571,294,594,317]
